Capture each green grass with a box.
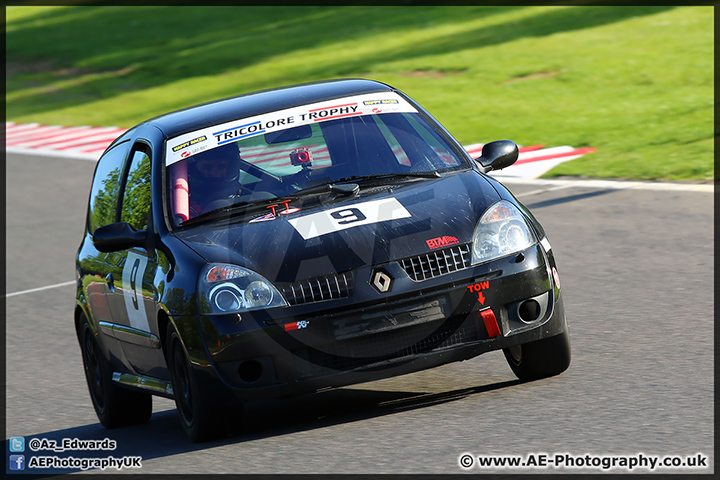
[6,6,714,181]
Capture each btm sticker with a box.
[467,281,490,305]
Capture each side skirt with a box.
[112,372,174,399]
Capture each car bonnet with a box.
[173,171,500,283]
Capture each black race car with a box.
[75,78,570,442]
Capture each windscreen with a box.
[166,92,470,225]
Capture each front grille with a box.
[279,271,355,306]
[400,243,471,281]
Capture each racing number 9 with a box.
[330,208,367,225]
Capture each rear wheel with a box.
[166,323,242,442]
[503,330,571,381]
[79,316,152,428]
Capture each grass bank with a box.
[6,6,713,181]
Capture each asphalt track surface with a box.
[5,152,714,474]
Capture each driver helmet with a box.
[187,143,241,198]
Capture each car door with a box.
[77,137,133,363]
[106,141,166,377]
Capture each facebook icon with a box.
[9,455,25,471]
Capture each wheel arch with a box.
[156,307,172,359]
[74,303,92,340]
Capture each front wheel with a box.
[503,330,571,381]
[166,323,242,442]
[78,316,152,428]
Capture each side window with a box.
[88,141,131,234]
[120,146,152,231]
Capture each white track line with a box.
[502,177,713,193]
[6,280,76,298]
[515,184,575,198]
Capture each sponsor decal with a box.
[249,212,276,223]
[214,118,295,146]
[301,103,361,122]
[165,92,418,165]
[552,267,561,288]
[285,320,310,331]
[288,197,411,240]
[171,135,207,152]
[426,235,460,250]
[363,99,399,105]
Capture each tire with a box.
[166,323,242,442]
[79,316,152,428]
[503,329,571,381]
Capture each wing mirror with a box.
[92,222,148,253]
[475,140,519,173]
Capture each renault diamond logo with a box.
[371,270,393,293]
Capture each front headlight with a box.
[471,200,537,265]
[198,263,288,314]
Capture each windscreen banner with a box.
[165,92,417,166]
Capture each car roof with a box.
[142,78,395,139]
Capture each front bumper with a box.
[194,242,567,402]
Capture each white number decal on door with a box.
[121,252,150,332]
